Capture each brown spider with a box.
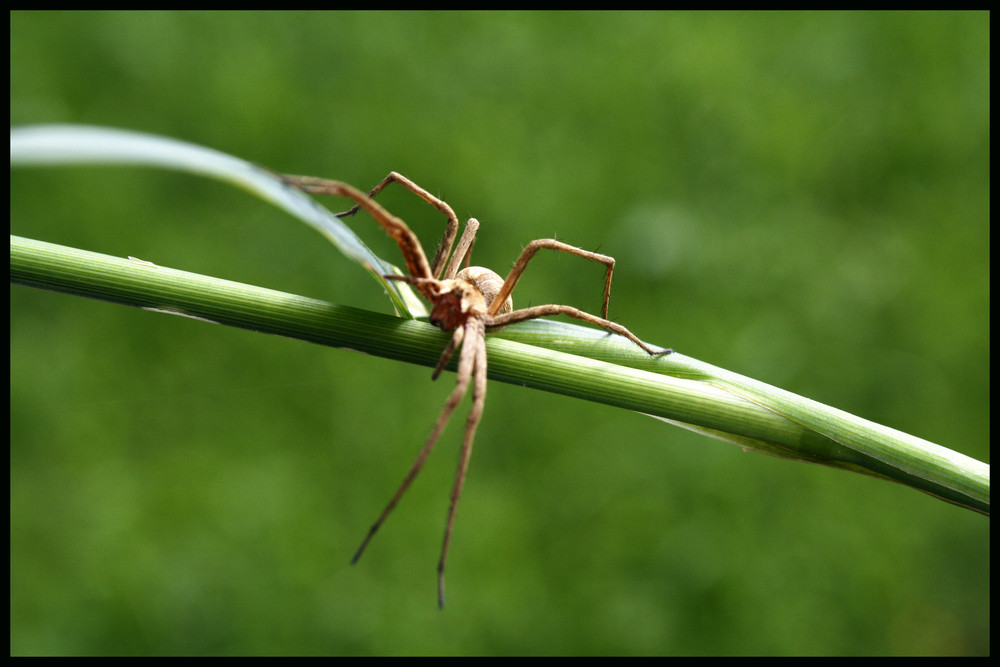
[284,171,671,607]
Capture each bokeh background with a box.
[10,11,988,656]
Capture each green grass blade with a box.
[11,234,989,515]
[10,124,425,319]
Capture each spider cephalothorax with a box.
[285,171,670,607]
[426,269,506,331]
[429,279,478,330]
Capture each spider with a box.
[284,171,671,607]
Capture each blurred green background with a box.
[10,11,988,656]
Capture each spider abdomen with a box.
[456,266,512,315]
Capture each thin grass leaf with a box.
[10,235,989,515]
[9,124,425,318]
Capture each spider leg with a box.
[350,324,474,568]
[489,304,672,356]
[487,239,617,319]
[477,237,669,354]
[283,175,435,282]
[441,218,480,280]
[431,323,464,381]
[327,171,462,280]
[437,317,488,609]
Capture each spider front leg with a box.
[282,175,436,285]
[332,171,466,280]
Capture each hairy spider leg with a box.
[483,238,671,355]
[488,304,670,355]
[330,171,464,280]
[488,239,615,318]
[437,317,487,608]
[283,175,436,285]
[349,317,486,609]
[349,323,467,565]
